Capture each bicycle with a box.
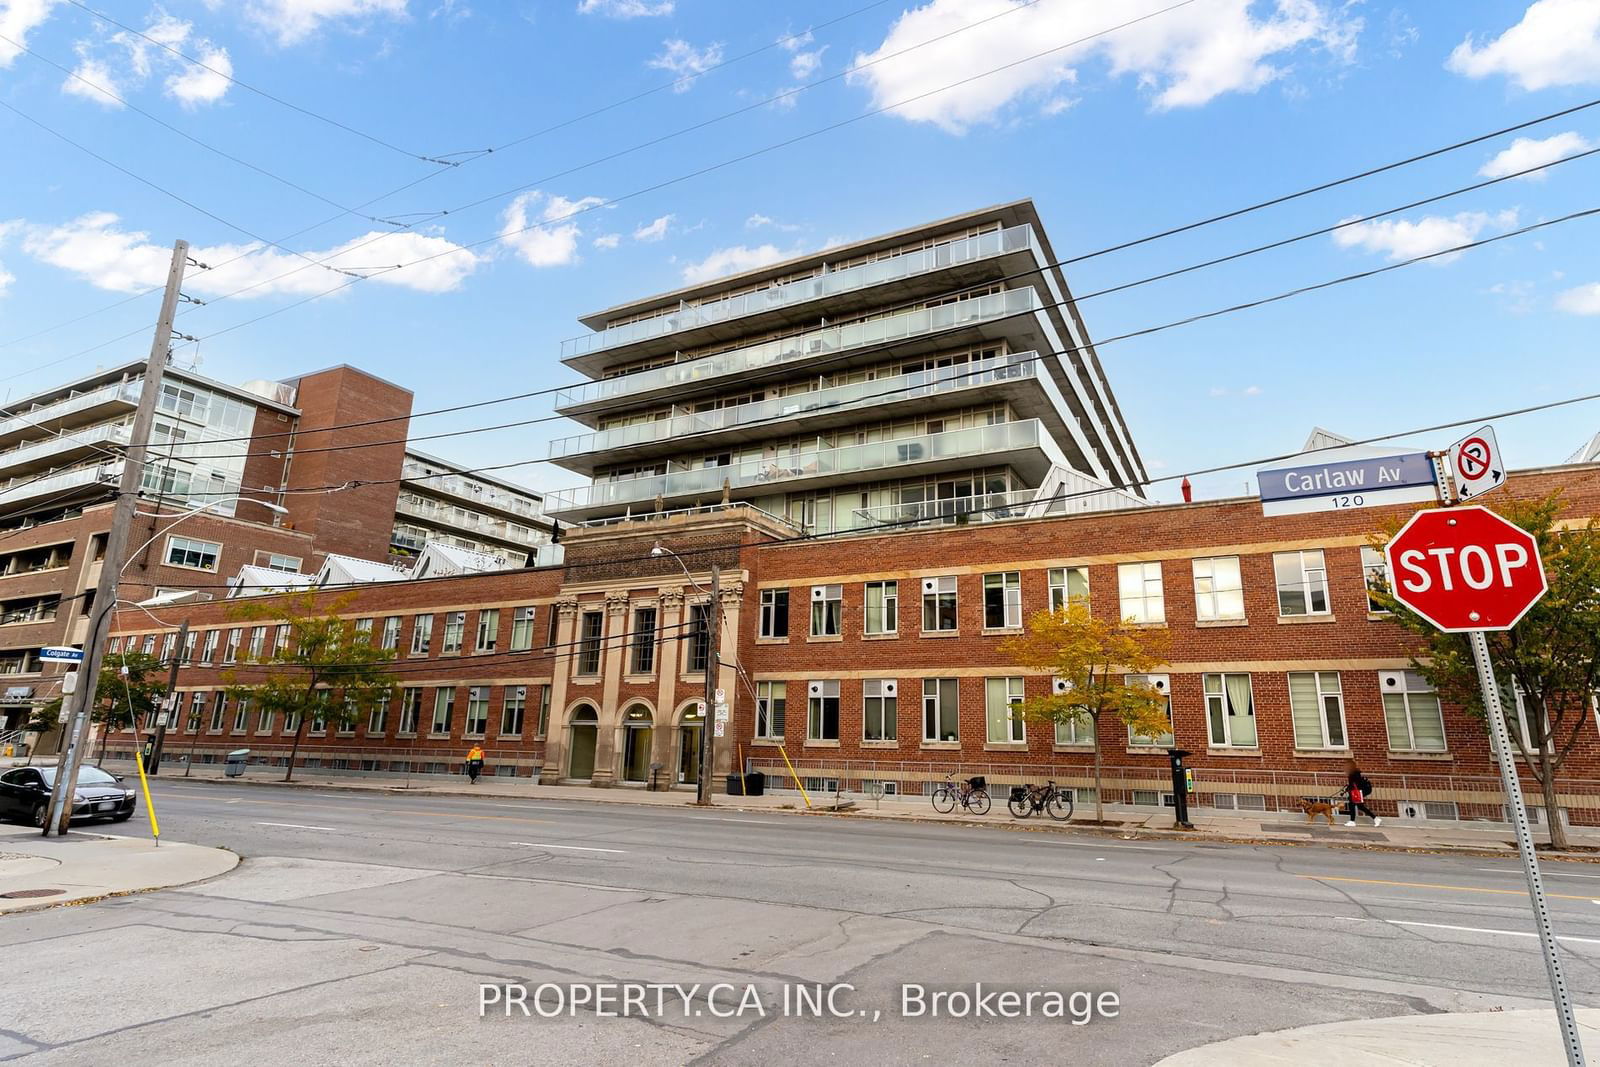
[931,773,991,815]
[1007,780,1073,821]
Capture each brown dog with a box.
[1301,799,1337,826]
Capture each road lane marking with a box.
[255,821,338,831]
[1344,917,1600,946]
[1474,867,1600,881]
[510,842,627,854]
[1299,874,1600,902]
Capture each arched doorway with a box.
[677,703,704,785]
[567,705,599,780]
[621,705,654,784]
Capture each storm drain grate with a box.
[0,888,65,899]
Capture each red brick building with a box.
[105,463,1600,825]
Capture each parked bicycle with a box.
[1007,780,1074,821]
[931,773,991,815]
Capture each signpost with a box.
[38,647,85,664]
[1257,451,1438,516]
[1449,424,1506,501]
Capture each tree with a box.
[1371,492,1600,849]
[1000,601,1173,824]
[222,592,396,782]
[38,651,166,763]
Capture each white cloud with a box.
[577,0,672,16]
[244,0,408,46]
[847,0,1362,133]
[498,190,606,267]
[62,13,233,108]
[1040,95,1076,115]
[780,29,825,79]
[20,211,477,295]
[1243,384,1263,397]
[166,44,233,107]
[0,0,59,68]
[1479,131,1592,181]
[592,233,621,249]
[0,260,13,296]
[680,243,793,284]
[63,53,123,105]
[648,38,723,91]
[1447,0,1600,90]
[1332,209,1519,262]
[1556,282,1600,314]
[632,214,673,242]
[745,212,803,232]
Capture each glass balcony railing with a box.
[0,462,119,508]
[394,496,546,545]
[848,474,1147,530]
[400,461,546,522]
[561,224,1038,360]
[546,419,1052,516]
[0,420,131,473]
[0,380,139,442]
[554,287,1041,412]
[547,351,1042,462]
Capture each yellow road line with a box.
[1299,874,1598,902]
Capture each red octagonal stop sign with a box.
[1384,505,1547,632]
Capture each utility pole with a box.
[148,618,187,774]
[45,239,188,836]
[696,565,720,805]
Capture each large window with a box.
[985,677,1025,743]
[209,694,226,733]
[756,681,786,740]
[1275,549,1329,616]
[807,680,840,741]
[366,699,385,735]
[1382,670,1446,752]
[442,612,466,654]
[411,614,433,655]
[982,572,1022,629]
[1191,556,1244,621]
[165,535,221,572]
[1048,566,1089,611]
[1118,562,1164,624]
[1361,546,1390,613]
[864,581,898,635]
[379,617,401,651]
[577,611,603,675]
[921,576,958,632]
[510,606,535,651]
[476,609,499,653]
[200,629,219,663]
[1204,673,1257,747]
[232,696,249,733]
[1056,713,1090,746]
[686,604,710,673]
[188,691,206,732]
[1289,671,1346,749]
[863,679,897,742]
[536,684,551,738]
[759,589,789,638]
[248,626,267,661]
[465,686,489,737]
[398,687,422,735]
[810,585,842,637]
[430,688,455,736]
[223,628,241,664]
[630,607,657,674]
[922,678,959,742]
[258,706,275,734]
[502,686,526,737]
[1125,673,1174,748]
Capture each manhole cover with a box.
[0,888,65,899]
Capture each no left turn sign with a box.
[1449,424,1505,500]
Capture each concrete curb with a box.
[0,827,240,915]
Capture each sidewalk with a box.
[0,825,238,915]
[137,762,1600,859]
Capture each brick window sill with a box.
[919,630,961,639]
[622,674,656,684]
[862,739,899,748]
[1388,750,1453,761]
[1053,744,1094,753]
[395,732,417,739]
[803,739,840,748]
[862,632,899,641]
[472,648,499,657]
[1125,746,1170,756]
[921,741,961,751]
[806,634,843,643]
[1277,614,1337,625]
[501,734,522,741]
[756,636,789,645]
[751,738,785,747]
[1195,618,1248,628]
[1206,746,1261,756]
[980,627,1023,638]
[1124,621,1167,630]
[983,742,1028,752]
[1293,748,1352,759]
[571,677,600,686]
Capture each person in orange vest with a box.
[465,744,485,784]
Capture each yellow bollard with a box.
[131,749,160,844]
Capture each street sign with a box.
[1450,424,1505,501]
[38,646,84,663]
[714,688,726,703]
[694,701,706,716]
[1384,506,1546,632]
[712,720,726,738]
[714,703,730,722]
[1258,452,1437,516]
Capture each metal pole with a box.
[697,565,720,805]
[45,239,187,836]
[148,618,187,774]
[1472,629,1585,1066]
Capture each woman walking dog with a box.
[1344,760,1381,827]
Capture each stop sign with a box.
[1384,505,1547,632]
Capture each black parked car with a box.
[0,765,137,827]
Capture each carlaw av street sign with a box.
[1258,452,1437,516]
[1383,506,1546,632]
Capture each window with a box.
[501,686,526,737]
[248,626,267,661]
[275,625,290,654]
[546,610,560,649]
[1048,566,1089,611]
[142,634,156,655]
[398,687,422,735]
[1125,674,1174,748]
[187,691,206,732]
[209,694,227,733]
[379,616,401,650]
[982,572,1022,629]
[354,618,374,643]
[223,629,240,664]
[284,709,301,735]
[442,612,466,654]
[1383,670,1446,752]
[864,581,898,635]
[1361,546,1390,613]
[1499,683,1546,756]
[1275,549,1329,616]
[921,576,958,632]
[630,607,656,674]
[1289,671,1346,749]
[810,585,842,637]
[1118,562,1164,624]
[756,682,786,740]
[863,679,897,742]
[1192,556,1244,621]
[411,614,433,655]
[430,688,455,736]
[759,589,789,638]
[535,684,551,738]
[686,604,710,674]
[465,686,489,737]
[161,632,177,663]
[310,703,326,734]
[922,678,959,742]
[1056,712,1090,746]
[1204,673,1257,747]
[165,535,221,571]
[577,611,603,675]
[510,606,536,651]
[259,552,301,573]
[367,699,386,735]
[180,630,196,664]
[985,677,1025,743]
[233,697,250,733]
[257,706,274,733]
[807,680,840,741]
[476,609,499,653]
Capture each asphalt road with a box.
[4,779,1600,1065]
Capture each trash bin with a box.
[743,771,766,797]
[224,749,250,778]
[726,774,746,797]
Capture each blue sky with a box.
[0,0,1597,502]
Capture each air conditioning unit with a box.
[1379,670,1405,691]
[882,680,897,697]
[1149,675,1169,693]
[808,681,824,697]
[1394,799,1427,822]
[811,586,826,601]
[922,578,938,594]
[1052,678,1070,694]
